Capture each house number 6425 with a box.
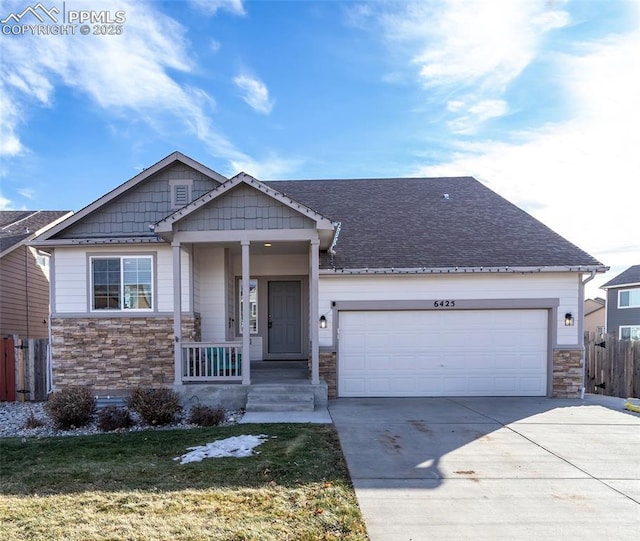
[434,300,455,307]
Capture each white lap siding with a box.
[53,245,191,314]
[318,272,581,348]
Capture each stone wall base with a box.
[552,348,584,398]
[51,315,199,393]
[319,349,337,399]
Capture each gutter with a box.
[579,269,597,400]
[582,270,597,285]
[320,265,608,275]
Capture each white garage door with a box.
[338,310,548,397]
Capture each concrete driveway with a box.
[329,395,640,541]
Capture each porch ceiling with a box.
[225,240,312,256]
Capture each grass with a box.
[0,424,368,540]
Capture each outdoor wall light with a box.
[564,312,574,326]
[319,315,327,329]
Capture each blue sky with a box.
[1,0,638,295]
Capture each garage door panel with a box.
[338,309,548,397]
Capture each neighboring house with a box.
[1,211,72,339]
[584,297,606,335]
[601,265,640,340]
[32,152,607,404]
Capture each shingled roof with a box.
[601,265,640,289]
[0,211,72,254]
[264,177,604,270]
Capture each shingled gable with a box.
[264,176,606,272]
[34,151,227,243]
[154,172,336,239]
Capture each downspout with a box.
[579,271,597,399]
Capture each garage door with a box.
[338,310,548,397]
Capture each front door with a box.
[268,281,302,355]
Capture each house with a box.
[584,297,605,335]
[601,265,640,340]
[1,211,72,339]
[32,152,607,406]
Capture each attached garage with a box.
[338,309,549,397]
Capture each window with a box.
[618,289,640,308]
[92,256,153,311]
[620,326,640,341]
[239,279,258,334]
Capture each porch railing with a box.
[181,342,242,382]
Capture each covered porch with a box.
[153,172,337,391]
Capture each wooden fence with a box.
[0,336,49,401]
[584,332,640,399]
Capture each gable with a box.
[176,183,316,232]
[57,163,222,238]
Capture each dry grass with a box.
[0,424,367,540]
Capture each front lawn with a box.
[0,424,368,540]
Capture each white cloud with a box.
[230,153,302,179]
[375,0,570,131]
[18,188,35,199]
[413,27,640,296]
[0,1,209,152]
[447,99,508,134]
[0,0,270,175]
[189,0,246,17]
[233,74,274,115]
[0,194,13,210]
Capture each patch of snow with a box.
[174,434,270,464]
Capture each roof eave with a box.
[320,265,609,275]
[601,281,640,290]
[29,236,165,247]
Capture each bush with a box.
[126,386,183,426]
[45,387,96,429]
[188,404,226,426]
[98,406,134,432]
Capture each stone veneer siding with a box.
[552,349,584,398]
[319,350,337,399]
[51,315,200,393]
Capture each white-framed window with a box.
[170,179,193,209]
[620,326,640,341]
[239,278,258,334]
[91,256,153,311]
[618,289,640,308]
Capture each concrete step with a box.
[246,389,315,412]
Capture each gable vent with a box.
[170,180,193,209]
[174,185,189,205]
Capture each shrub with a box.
[45,387,96,429]
[188,404,226,426]
[126,386,183,426]
[98,406,134,432]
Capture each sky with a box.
[0,0,638,297]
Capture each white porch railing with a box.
[181,342,243,382]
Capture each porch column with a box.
[309,239,320,384]
[241,240,251,385]
[172,242,182,386]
